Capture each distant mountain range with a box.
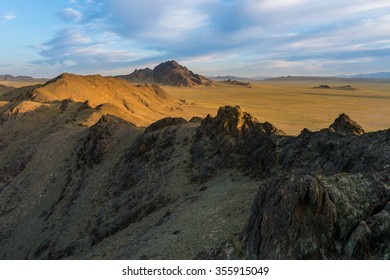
[0,74,48,82]
[0,74,35,81]
[115,60,214,87]
[266,73,390,81]
[0,84,14,93]
[338,72,390,79]
[210,75,269,81]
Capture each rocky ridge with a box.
[0,79,389,260]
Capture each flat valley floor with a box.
[163,80,390,135]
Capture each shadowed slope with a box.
[0,99,388,260]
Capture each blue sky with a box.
[1,0,390,77]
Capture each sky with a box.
[1,0,390,78]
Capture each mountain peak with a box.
[115,60,214,87]
[162,60,181,68]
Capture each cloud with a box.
[105,0,210,39]
[102,1,390,52]
[35,0,390,75]
[0,13,16,21]
[57,8,82,23]
[32,28,163,73]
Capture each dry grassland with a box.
[0,80,47,87]
[2,78,389,135]
[163,80,390,135]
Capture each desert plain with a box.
[163,79,390,135]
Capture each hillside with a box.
[1,73,185,127]
[115,60,214,87]
[0,84,14,94]
[0,87,389,260]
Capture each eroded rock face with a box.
[245,175,337,259]
[244,173,389,259]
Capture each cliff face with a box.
[241,115,389,259]
[115,60,214,87]
[0,81,389,261]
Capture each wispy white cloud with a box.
[0,13,16,21]
[57,8,82,23]
[32,28,163,73]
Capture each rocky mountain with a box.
[0,74,35,81]
[0,75,48,82]
[0,76,389,259]
[115,60,214,87]
[340,72,390,79]
[221,79,252,88]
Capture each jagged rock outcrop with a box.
[190,105,284,182]
[115,60,214,87]
[190,108,389,260]
[240,114,389,259]
[329,113,365,135]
